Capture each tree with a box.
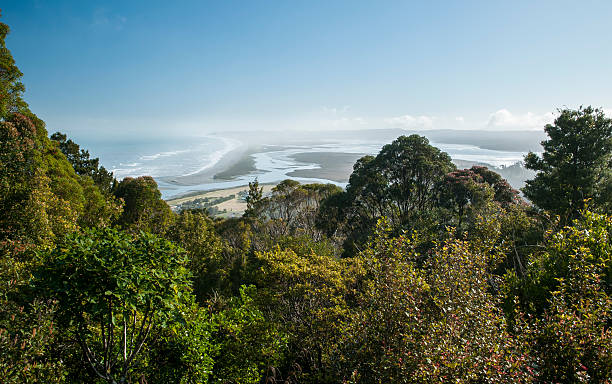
[167,210,224,301]
[523,106,612,221]
[438,168,495,229]
[50,132,116,194]
[0,16,28,120]
[470,166,520,206]
[0,298,65,383]
[207,285,287,384]
[144,303,217,384]
[315,187,351,240]
[438,166,522,231]
[0,112,112,245]
[33,228,207,384]
[244,178,263,218]
[507,209,612,316]
[253,244,363,382]
[320,135,455,256]
[0,21,120,243]
[256,180,342,242]
[0,239,66,383]
[0,113,40,243]
[114,176,174,234]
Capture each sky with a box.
[2,0,612,139]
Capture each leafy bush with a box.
[33,228,212,383]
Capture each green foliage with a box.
[0,299,65,383]
[339,222,532,383]
[114,176,174,234]
[33,228,196,383]
[508,209,612,316]
[0,243,66,383]
[213,218,256,295]
[525,272,611,383]
[470,165,521,206]
[167,210,225,301]
[244,178,263,218]
[50,132,116,194]
[0,113,42,244]
[322,135,455,256]
[272,233,338,259]
[0,117,119,245]
[209,285,286,383]
[315,186,350,239]
[255,180,342,242]
[0,112,108,245]
[253,244,363,382]
[494,203,543,276]
[0,18,29,120]
[146,304,217,384]
[508,210,612,382]
[438,168,496,229]
[438,166,521,230]
[78,176,123,229]
[523,106,612,221]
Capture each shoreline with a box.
[166,183,276,218]
[157,142,250,186]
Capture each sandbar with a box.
[157,144,250,186]
[286,152,366,182]
[212,146,262,180]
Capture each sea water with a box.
[86,135,240,181]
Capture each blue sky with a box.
[2,0,611,138]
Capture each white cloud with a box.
[384,115,435,130]
[486,109,554,130]
[455,116,465,123]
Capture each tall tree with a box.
[0,15,28,120]
[113,176,174,234]
[244,178,263,219]
[320,135,455,256]
[523,106,612,220]
[50,132,116,194]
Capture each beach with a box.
[166,184,276,217]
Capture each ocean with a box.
[86,135,240,181]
